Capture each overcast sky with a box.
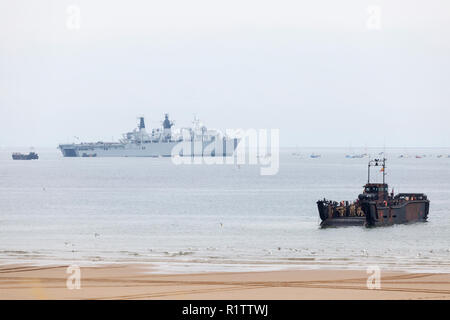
[1,0,449,148]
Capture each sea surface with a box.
[1,147,450,273]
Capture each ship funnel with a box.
[139,117,145,130]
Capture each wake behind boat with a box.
[58,114,239,158]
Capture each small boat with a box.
[317,158,429,228]
[12,152,39,160]
[310,154,321,159]
[346,153,367,159]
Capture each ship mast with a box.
[137,116,145,144]
[368,158,386,184]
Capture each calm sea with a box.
[1,147,449,273]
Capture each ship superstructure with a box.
[58,114,239,157]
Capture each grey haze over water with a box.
[0,148,449,273]
[1,1,450,148]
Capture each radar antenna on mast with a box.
[137,116,146,130]
[368,158,387,184]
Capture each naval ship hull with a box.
[59,139,239,158]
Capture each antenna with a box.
[137,116,145,130]
[368,158,387,184]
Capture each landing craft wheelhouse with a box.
[317,158,430,227]
[58,114,240,158]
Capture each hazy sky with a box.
[1,0,449,147]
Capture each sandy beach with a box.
[1,264,449,300]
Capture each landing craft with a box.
[12,152,39,160]
[317,158,430,227]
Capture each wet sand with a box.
[1,264,449,300]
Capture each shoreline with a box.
[1,263,449,300]
[2,258,450,275]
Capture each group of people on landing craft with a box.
[320,199,364,218]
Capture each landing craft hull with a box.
[59,139,239,158]
[319,216,366,227]
[363,200,429,227]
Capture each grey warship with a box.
[59,114,239,158]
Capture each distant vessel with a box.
[345,146,368,159]
[317,158,430,227]
[58,114,239,158]
[12,152,39,160]
[356,153,368,158]
[346,153,367,159]
[310,154,321,159]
